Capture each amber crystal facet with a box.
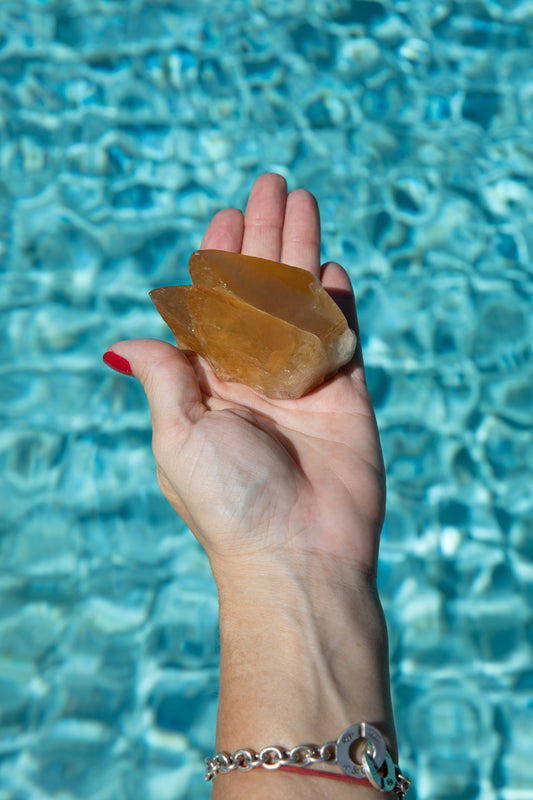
[150,250,356,399]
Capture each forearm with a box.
[209,556,397,799]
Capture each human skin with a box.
[106,173,397,799]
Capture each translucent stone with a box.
[150,249,357,399]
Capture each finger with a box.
[281,188,321,276]
[201,208,244,251]
[320,261,356,327]
[103,339,205,437]
[320,261,364,367]
[241,173,288,260]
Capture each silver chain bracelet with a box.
[205,722,412,797]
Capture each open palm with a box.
[111,174,385,580]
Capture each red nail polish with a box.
[103,351,133,376]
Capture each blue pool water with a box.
[1,1,532,798]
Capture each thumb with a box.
[103,339,204,435]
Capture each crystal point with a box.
[150,250,356,399]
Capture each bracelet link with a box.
[362,742,397,793]
[259,745,289,769]
[395,771,413,799]
[233,747,260,771]
[288,744,319,765]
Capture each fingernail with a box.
[103,351,133,376]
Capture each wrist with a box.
[213,555,396,758]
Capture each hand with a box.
[106,175,397,796]
[106,173,385,585]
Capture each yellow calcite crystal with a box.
[150,250,356,399]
